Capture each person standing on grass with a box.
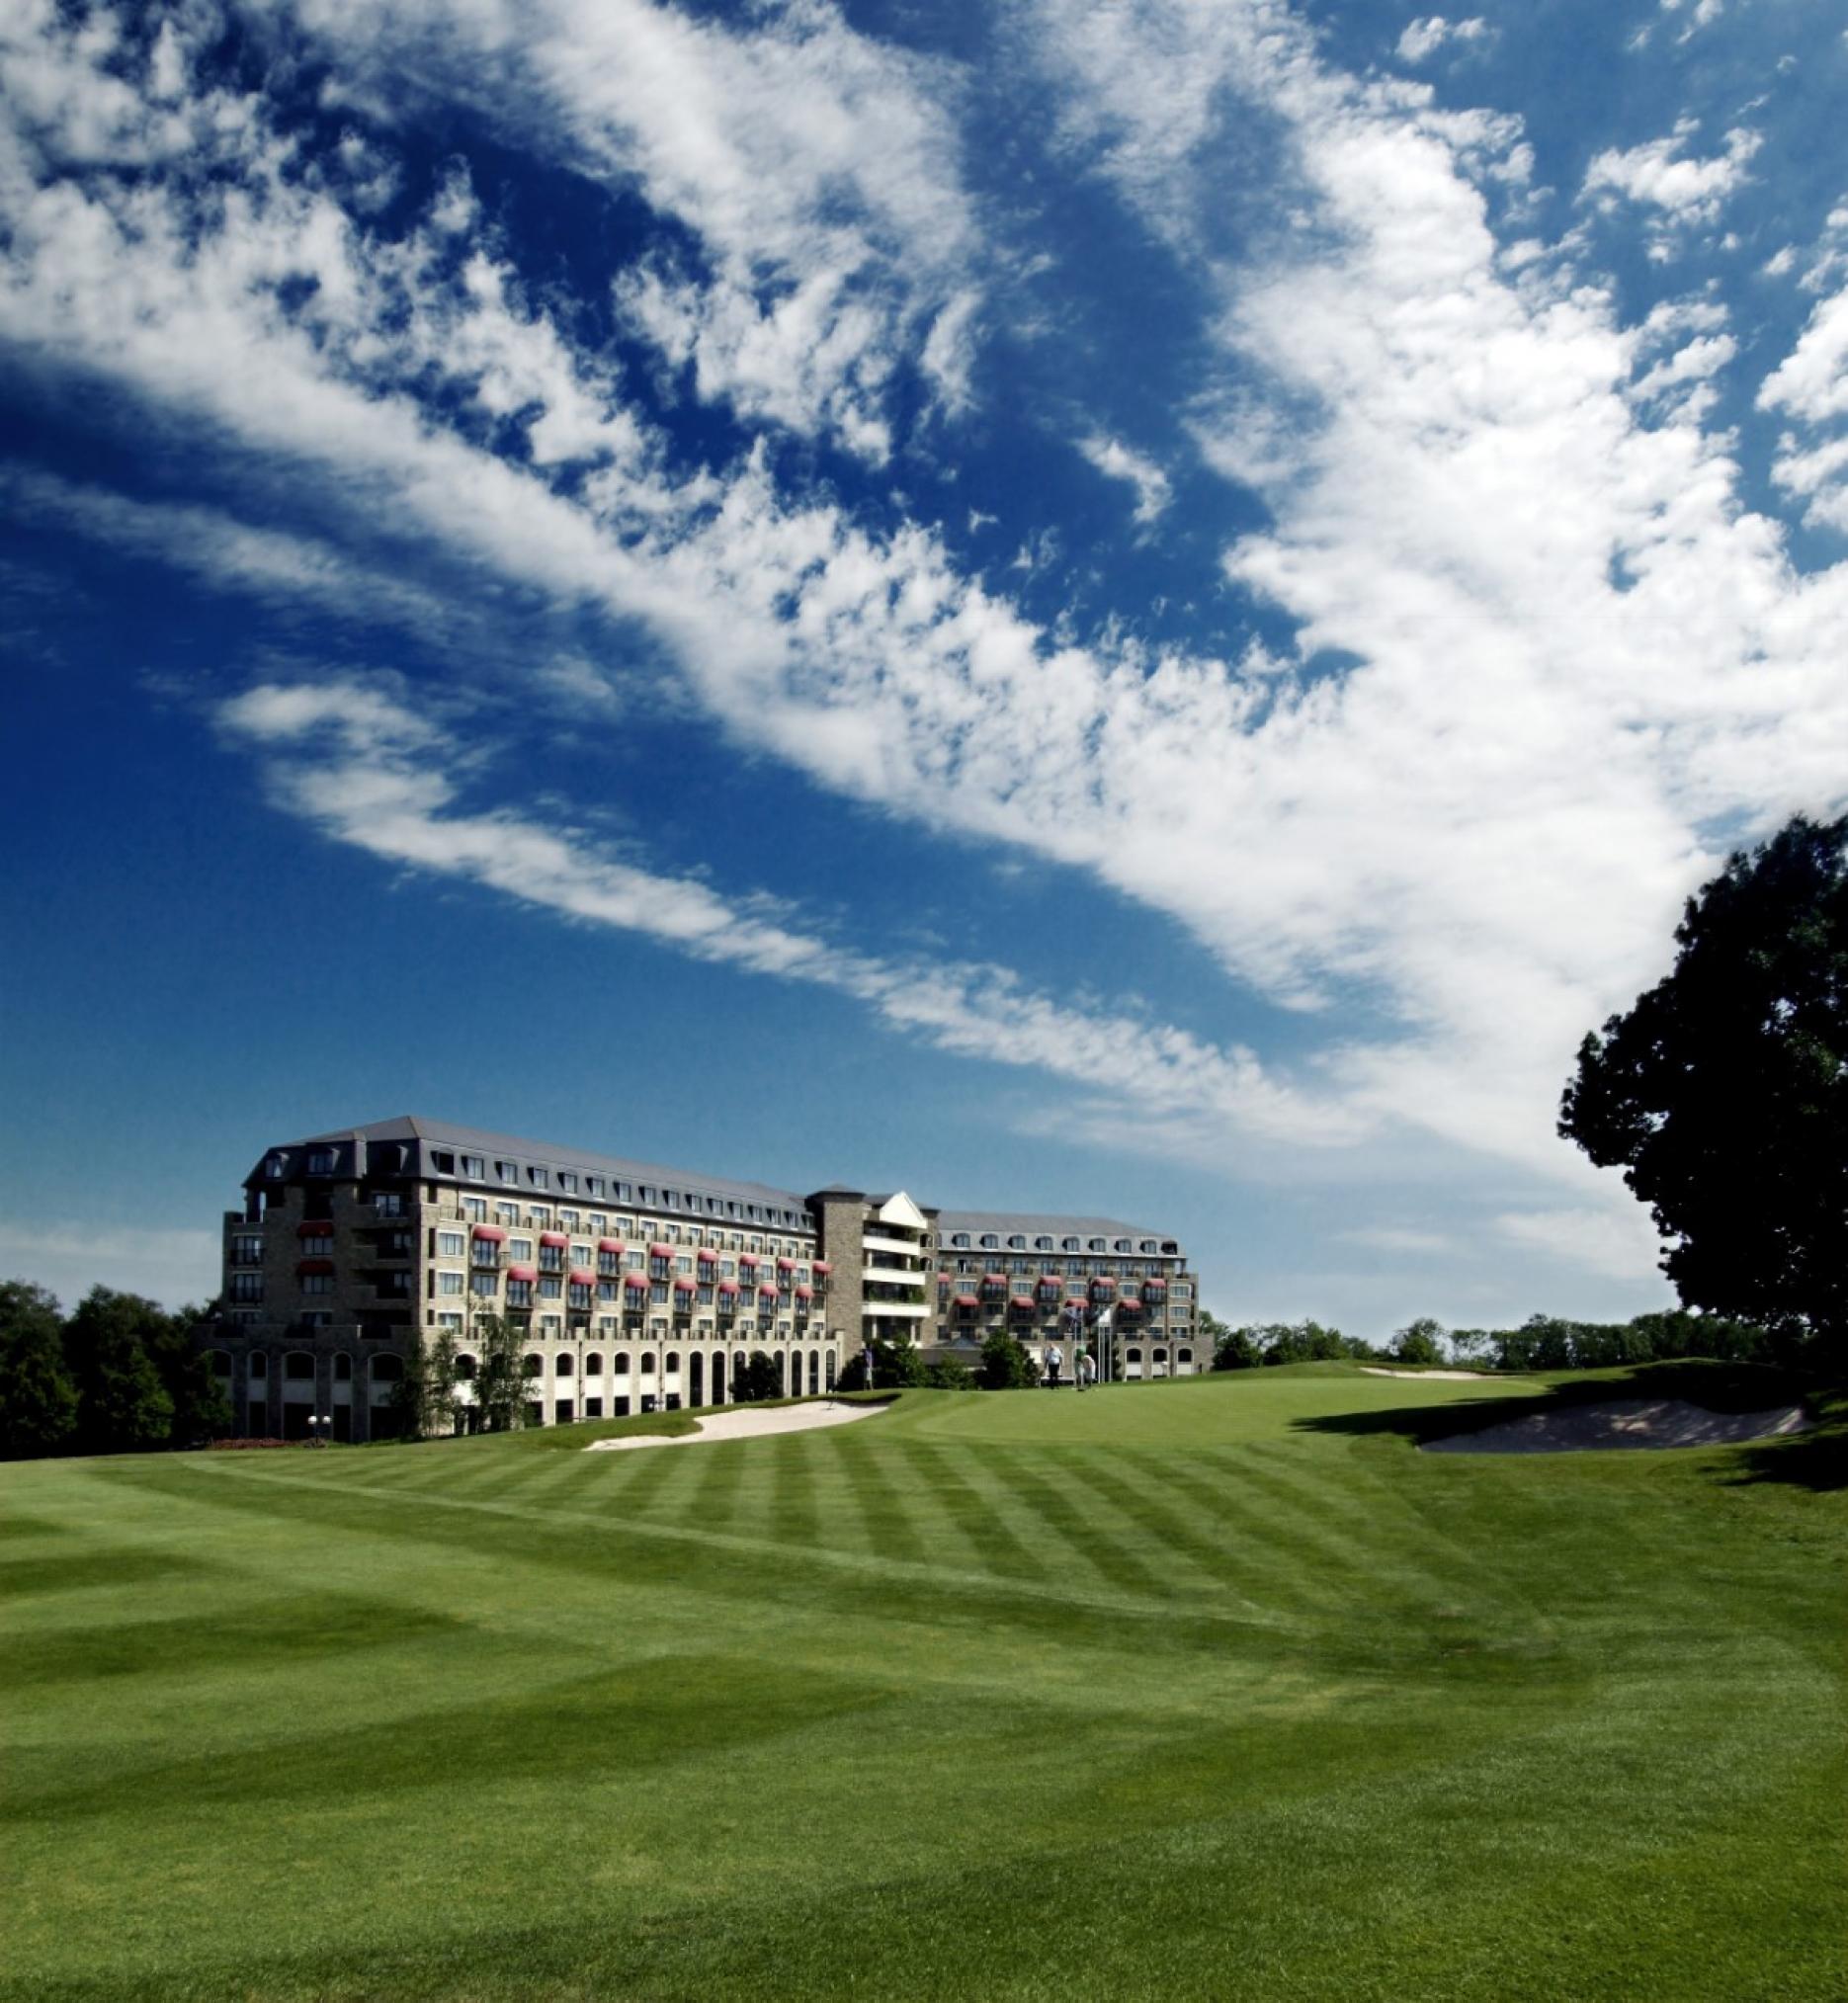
[1079,1348,1096,1392]
[1047,1342,1061,1388]
[860,1342,876,1392]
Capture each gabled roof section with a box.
[871,1191,928,1231]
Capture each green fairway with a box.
[2,1366,1842,2001]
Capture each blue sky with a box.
[3,0,1846,1334]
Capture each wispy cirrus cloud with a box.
[7,0,1848,1304]
[219,678,1359,1152]
[1076,433,1171,524]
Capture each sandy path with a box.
[1361,1368,1499,1381]
[1422,1397,1809,1454]
[585,1400,884,1452]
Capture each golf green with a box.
[1,1365,1841,2000]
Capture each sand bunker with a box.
[1362,1368,1499,1381]
[1422,1397,1809,1454]
[585,1400,883,1452]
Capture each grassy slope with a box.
[1,1365,1842,2001]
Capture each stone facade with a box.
[207,1117,1204,1434]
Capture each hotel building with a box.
[211,1117,1201,1440]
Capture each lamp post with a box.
[306,1412,331,1449]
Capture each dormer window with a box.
[1088,1237,1107,1252]
[263,1153,286,1180]
[1115,1238,1132,1253]
[527,1165,548,1190]
[979,1234,999,1250]
[1062,1237,1081,1252]
[951,1233,970,1249]
[461,1154,484,1179]
[496,1160,517,1184]
[305,1148,335,1177]
[1035,1236,1054,1252]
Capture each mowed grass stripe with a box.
[880,1441,1049,1581]
[974,1447,1178,1602]
[821,1430,930,1568]
[1193,1446,1470,1616]
[1065,1452,1292,1616]
[5,1368,1839,2002]
[164,1456,1280,1657]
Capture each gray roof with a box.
[934,1208,1182,1247]
[269,1116,815,1221]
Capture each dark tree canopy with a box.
[1560,813,1848,1360]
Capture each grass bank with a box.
[1,1365,1841,1999]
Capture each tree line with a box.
[1202,1307,1780,1375]
[0,1281,228,1461]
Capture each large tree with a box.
[61,1289,174,1455]
[1560,813,1848,1361]
[0,1281,78,1460]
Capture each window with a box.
[230,1273,263,1303]
[231,1234,263,1265]
[432,1150,456,1176]
[300,1272,334,1296]
[555,1352,573,1378]
[438,1312,462,1334]
[471,1273,497,1297]
[437,1230,464,1258]
[559,1209,580,1229]
[248,1351,268,1379]
[496,1201,518,1225]
[529,1167,548,1190]
[299,1310,332,1328]
[1035,1236,1054,1252]
[507,1280,534,1308]
[306,1148,335,1176]
[587,1177,606,1199]
[541,1315,561,1336]
[263,1153,286,1179]
[540,1277,562,1299]
[614,1353,630,1375]
[584,1353,603,1377]
[496,1160,517,1184]
[979,1233,998,1250]
[1007,1235,1026,1250]
[1062,1237,1081,1252]
[438,1272,464,1296]
[463,1196,487,1221]
[461,1154,485,1179]
[559,1173,578,1195]
[523,1354,544,1378]
[527,1206,551,1228]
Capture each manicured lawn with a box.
[1,1365,1842,2000]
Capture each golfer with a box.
[1046,1342,1062,1388]
[1079,1348,1097,1391]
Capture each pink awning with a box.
[295,1258,334,1276]
[471,1223,506,1241]
[295,1221,332,1240]
[758,1284,778,1298]
[776,1256,796,1271]
[697,1247,718,1263]
[954,1294,978,1308]
[598,1237,624,1254]
[674,1277,697,1292]
[717,1281,740,1295]
[795,1285,813,1299]
[623,1272,648,1291]
[505,1264,538,1283]
[568,1270,595,1288]
[813,1261,831,1276]
[648,1242,673,1258]
[541,1232,568,1248]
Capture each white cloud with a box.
[1396,18,1489,64]
[7,0,1848,1247]
[0,1223,221,1313]
[1076,432,1171,523]
[1339,1225,1455,1255]
[218,678,1360,1152]
[263,0,984,454]
[1494,1205,1665,1285]
[1581,119,1761,232]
